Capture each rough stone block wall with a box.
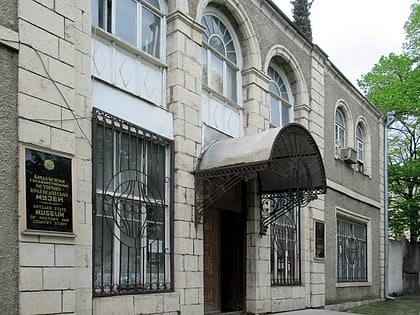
[167,10,205,314]
[17,0,92,314]
[0,38,19,315]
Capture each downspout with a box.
[384,111,396,300]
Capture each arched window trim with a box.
[267,64,294,128]
[355,118,371,176]
[334,101,352,149]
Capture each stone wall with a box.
[389,240,420,295]
[17,1,93,314]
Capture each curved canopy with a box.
[195,123,327,230]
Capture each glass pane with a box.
[270,96,280,127]
[282,103,290,125]
[357,141,364,161]
[356,124,364,141]
[96,127,114,191]
[335,110,345,127]
[115,0,137,45]
[142,7,161,58]
[93,215,113,289]
[315,222,325,259]
[209,35,225,55]
[279,85,289,102]
[210,53,223,94]
[92,0,99,26]
[147,142,166,200]
[269,81,280,96]
[145,0,160,10]
[226,64,237,102]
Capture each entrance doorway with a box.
[204,204,245,314]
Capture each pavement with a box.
[274,310,357,315]
[271,293,420,314]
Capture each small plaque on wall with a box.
[25,147,73,234]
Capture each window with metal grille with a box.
[337,217,367,282]
[93,108,172,296]
[271,205,301,286]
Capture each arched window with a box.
[356,123,365,172]
[335,108,346,148]
[92,0,163,59]
[202,14,239,103]
[268,66,293,128]
[201,13,242,145]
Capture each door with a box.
[204,209,220,313]
[204,208,245,314]
[220,210,244,312]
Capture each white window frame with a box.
[267,65,294,128]
[201,12,242,106]
[336,208,372,286]
[92,0,164,60]
[356,123,365,172]
[335,108,346,148]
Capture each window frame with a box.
[270,204,301,286]
[335,108,346,149]
[356,123,365,172]
[92,0,164,60]
[201,13,241,106]
[336,214,368,283]
[92,108,173,296]
[267,65,293,128]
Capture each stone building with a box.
[0,0,386,314]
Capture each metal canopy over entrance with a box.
[194,123,327,234]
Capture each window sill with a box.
[92,26,167,68]
[336,281,371,288]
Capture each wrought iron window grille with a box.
[93,108,173,296]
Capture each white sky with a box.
[272,0,414,87]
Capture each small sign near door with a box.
[24,147,73,235]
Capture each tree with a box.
[358,3,420,242]
[291,0,314,41]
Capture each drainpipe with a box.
[384,111,395,300]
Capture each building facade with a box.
[0,0,385,314]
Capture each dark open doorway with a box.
[203,183,245,314]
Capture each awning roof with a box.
[198,127,281,171]
[194,123,327,231]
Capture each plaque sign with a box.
[25,148,73,234]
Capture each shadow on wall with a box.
[389,240,420,295]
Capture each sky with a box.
[272,0,414,87]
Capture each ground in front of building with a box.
[347,293,420,315]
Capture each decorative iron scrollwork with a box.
[195,163,268,223]
[260,191,318,235]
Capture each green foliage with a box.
[358,3,420,242]
[404,3,420,60]
[291,0,313,41]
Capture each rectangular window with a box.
[92,0,162,59]
[271,205,301,286]
[315,221,325,259]
[93,108,172,296]
[337,217,367,282]
[335,125,345,148]
[270,96,280,128]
